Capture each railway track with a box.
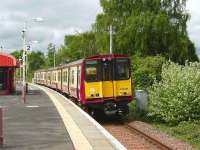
[126,124,171,150]
[99,117,171,150]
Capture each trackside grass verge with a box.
[128,101,200,149]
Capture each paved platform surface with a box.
[0,84,126,150]
[0,85,74,150]
[33,84,125,150]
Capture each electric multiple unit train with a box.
[34,54,133,116]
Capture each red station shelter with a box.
[0,52,19,95]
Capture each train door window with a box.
[77,68,80,87]
[71,70,74,84]
[114,59,130,80]
[85,60,100,82]
[102,60,113,81]
[66,71,68,83]
[63,71,65,82]
[55,72,58,81]
[58,72,61,81]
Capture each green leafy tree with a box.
[28,51,46,72]
[57,32,98,63]
[10,50,23,59]
[93,0,198,63]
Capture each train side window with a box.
[63,71,67,82]
[85,60,100,82]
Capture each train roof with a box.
[35,54,129,73]
[62,59,84,67]
[85,54,128,60]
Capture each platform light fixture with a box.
[21,17,43,104]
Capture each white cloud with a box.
[0,0,102,53]
[187,0,200,53]
[0,0,199,55]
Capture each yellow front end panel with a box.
[113,79,132,97]
[102,81,114,98]
[84,82,103,99]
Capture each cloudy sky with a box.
[0,0,199,54]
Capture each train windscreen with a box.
[114,58,130,80]
[85,60,100,82]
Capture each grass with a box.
[152,121,200,149]
[128,101,200,149]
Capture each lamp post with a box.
[109,25,113,54]
[22,26,26,103]
[21,17,43,103]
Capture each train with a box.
[33,54,133,116]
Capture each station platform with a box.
[0,84,126,150]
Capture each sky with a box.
[0,0,199,54]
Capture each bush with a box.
[148,62,200,124]
[132,55,166,90]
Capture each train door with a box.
[77,66,81,100]
[101,60,114,99]
[113,58,132,98]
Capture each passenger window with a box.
[66,71,68,83]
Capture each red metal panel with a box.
[0,53,18,67]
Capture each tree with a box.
[28,51,45,72]
[10,50,46,81]
[93,0,198,63]
[10,50,23,59]
[57,32,98,63]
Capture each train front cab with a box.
[83,55,133,116]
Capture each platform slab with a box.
[34,84,126,150]
[0,85,74,150]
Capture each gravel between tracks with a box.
[103,123,162,150]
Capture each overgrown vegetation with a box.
[132,55,166,90]
[148,62,200,124]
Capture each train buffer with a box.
[0,84,126,150]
